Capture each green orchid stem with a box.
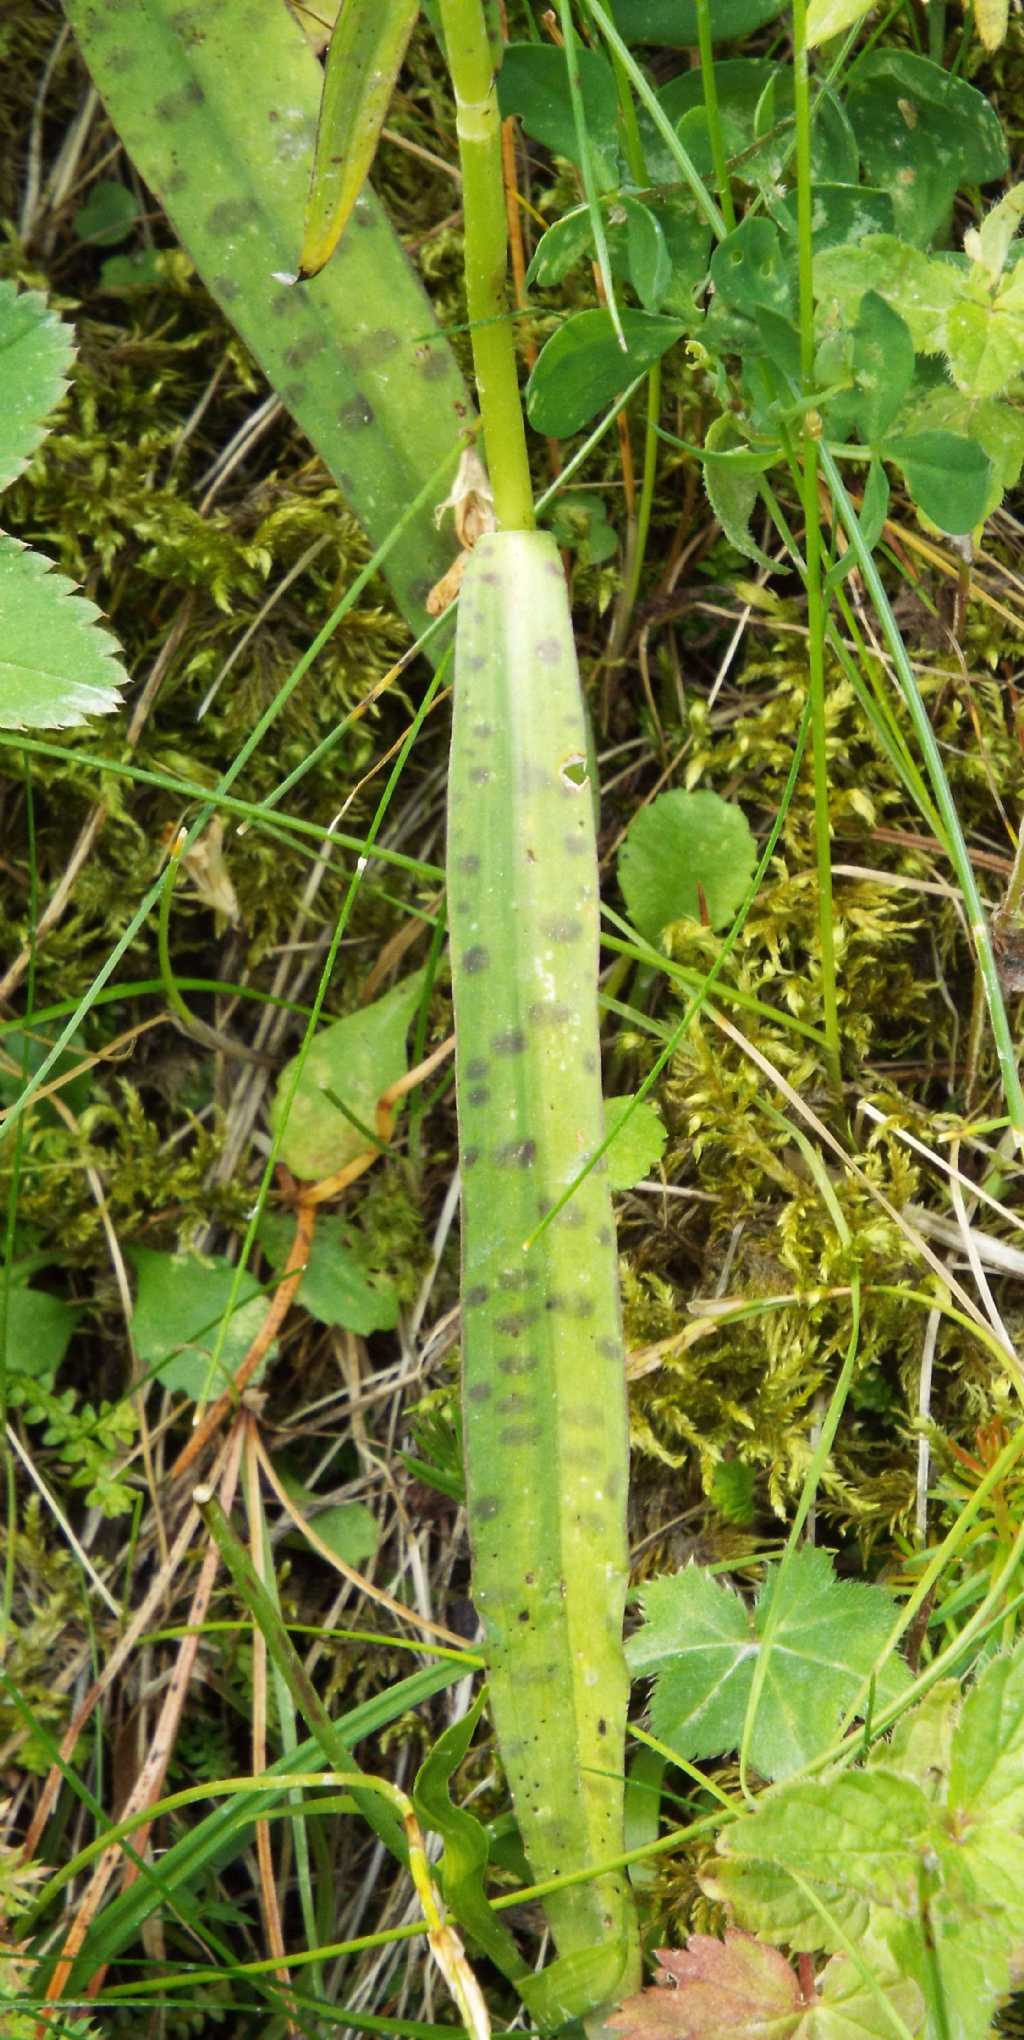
[791,0,841,1102]
[438,0,534,529]
[819,444,1024,1143]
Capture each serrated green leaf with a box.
[618,787,757,943]
[868,1679,959,1798]
[945,291,1024,400]
[604,1094,667,1190]
[814,237,960,353]
[272,970,425,1181]
[722,1770,931,1907]
[0,279,75,491]
[884,429,992,534]
[700,1853,869,1955]
[610,1931,922,2040]
[526,309,684,437]
[973,182,1024,280]
[948,1639,1024,1824]
[1,1284,76,1383]
[258,1211,398,1335]
[0,536,126,732]
[130,1248,271,1402]
[627,1548,909,1779]
[498,44,620,190]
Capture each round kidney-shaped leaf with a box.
[619,788,757,941]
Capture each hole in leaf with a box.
[560,754,588,789]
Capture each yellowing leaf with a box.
[271,970,425,1180]
[806,0,876,49]
[975,0,1009,49]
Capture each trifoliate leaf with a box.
[0,280,75,491]
[0,536,126,731]
[259,1211,398,1336]
[272,970,425,1181]
[131,1248,272,1403]
[604,1094,667,1191]
[618,788,757,943]
[627,1547,910,1779]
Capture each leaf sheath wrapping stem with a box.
[448,530,638,2015]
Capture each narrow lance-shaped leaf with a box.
[300,0,420,278]
[448,530,639,2019]
[63,0,472,651]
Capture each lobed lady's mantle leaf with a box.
[0,279,75,491]
[626,1547,909,1778]
[271,970,425,1180]
[609,1932,923,2040]
[605,1094,667,1190]
[0,536,126,732]
[610,1933,803,2038]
